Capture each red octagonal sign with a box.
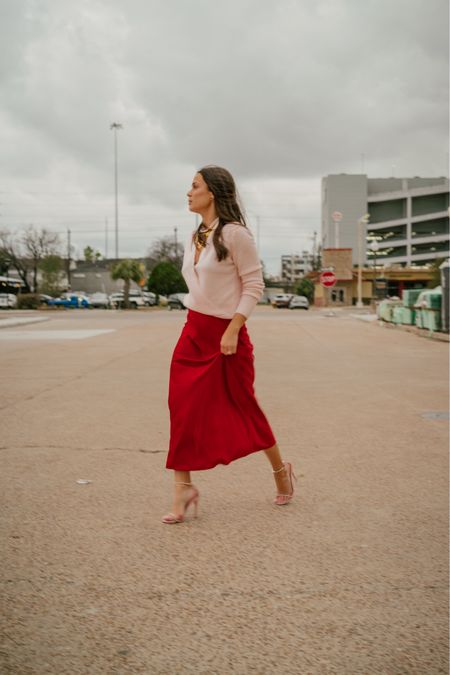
[320,271,337,288]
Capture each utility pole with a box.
[110,122,123,259]
[312,230,317,269]
[67,228,71,290]
[105,217,108,259]
[357,214,370,308]
[174,226,178,265]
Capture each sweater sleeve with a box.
[229,225,265,318]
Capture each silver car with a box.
[289,295,309,310]
[89,292,111,309]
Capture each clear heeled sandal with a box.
[162,482,200,524]
[273,462,297,506]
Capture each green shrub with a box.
[16,293,40,309]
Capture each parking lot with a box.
[1,305,448,674]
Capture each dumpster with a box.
[402,289,422,307]
[414,287,442,331]
[419,309,441,331]
[377,299,402,322]
[400,307,416,325]
[440,260,449,332]
[392,306,404,324]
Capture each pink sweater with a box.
[181,220,265,319]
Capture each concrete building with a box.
[69,259,145,294]
[281,252,313,283]
[321,174,449,266]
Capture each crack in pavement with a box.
[0,444,164,453]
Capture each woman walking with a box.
[163,165,296,524]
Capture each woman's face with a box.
[187,173,214,214]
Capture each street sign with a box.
[320,271,337,288]
[332,211,343,222]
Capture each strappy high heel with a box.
[162,482,200,524]
[272,461,297,506]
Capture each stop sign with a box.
[320,271,337,288]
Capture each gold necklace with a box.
[194,224,215,250]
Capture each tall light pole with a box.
[370,239,380,305]
[110,122,123,259]
[356,214,370,308]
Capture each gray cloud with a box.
[0,0,448,273]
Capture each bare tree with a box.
[22,226,61,292]
[146,235,184,271]
[0,229,32,292]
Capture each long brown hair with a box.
[195,165,247,261]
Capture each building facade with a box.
[321,174,449,266]
[281,252,313,283]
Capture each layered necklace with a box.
[194,222,217,251]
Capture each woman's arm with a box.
[220,225,264,355]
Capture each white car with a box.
[142,291,157,306]
[271,293,294,308]
[109,292,145,309]
[0,293,17,309]
[89,292,111,309]
[289,295,309,310]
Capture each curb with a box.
[377,319,450,342]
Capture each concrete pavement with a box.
[0,306,448,674]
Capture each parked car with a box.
[142,291,157,306]
[109,292,145,309]
[271,293,294,308]
[167,293,187,310]
[88,292,111,309]
[47,294,91,309]
[0,293,17,309]
[39,294,54,306]
[288,295,309,310]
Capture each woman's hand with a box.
[220,328,239,355]
[220,313,246,355]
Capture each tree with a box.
[22,226,61,292]
[84,246,102,263]
[0,248,12,276]
[294,277,315,303]
[146,235,184,271]
[147,261,187,297]
[40,254,64,296]
[0,229,32,292]
[110,259,145,308]
[427,257,446,289]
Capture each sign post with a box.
[320,271,337,307]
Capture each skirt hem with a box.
[165,441,275,471]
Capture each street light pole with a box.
[110,122,123,259]
[356,214,370,308]
[370,239,379,305]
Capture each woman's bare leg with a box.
[264,443,291,494]
[170,470,193,515]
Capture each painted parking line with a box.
[0,329,116,341]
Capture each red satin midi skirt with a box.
[166,309,276,471]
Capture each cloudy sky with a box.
[0,0,448,274]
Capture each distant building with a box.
[321,174,449,266]
[69,259,145,294]
[281,252,313,283]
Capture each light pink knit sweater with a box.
[181,220,265,319]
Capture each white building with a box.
[321,174,449,266]
[281,252,313,282]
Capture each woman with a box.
[163,165,296,524]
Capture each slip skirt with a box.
[166,309,276,471]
